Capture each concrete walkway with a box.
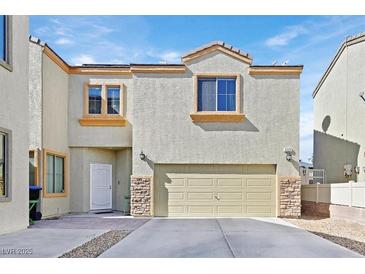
[0,213,149,258]
[100,218,362,258]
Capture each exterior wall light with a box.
[139,151,146,161]
[284,147,294,161]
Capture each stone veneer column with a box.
[279,176,301,218]
[130,176,153,216]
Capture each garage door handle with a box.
[215,195,220,200]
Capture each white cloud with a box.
[71,54,96,65]
[266,25,308,47]
[147,50,181,63]
[55,37,74,45]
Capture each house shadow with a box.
[194,117,259,132]
[313,130,360,183]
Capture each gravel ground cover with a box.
[59,230,128,258]
[286,216,365,256]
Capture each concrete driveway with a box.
[0,213,149,258]
[100,218,361,258]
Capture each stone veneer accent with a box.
[130,176,153,216]
[279,176,301,218]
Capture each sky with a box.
[30,15,365,162]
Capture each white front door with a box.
[90,163,112,210]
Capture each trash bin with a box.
[29,185,42,221]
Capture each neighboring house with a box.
[29,38,303,219]
[0,16,29,234]
[313,33,365,183]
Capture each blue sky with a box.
[30,16,365,162]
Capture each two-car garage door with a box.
[154,164,277,217]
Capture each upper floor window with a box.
[80,83,126,127]
[107,86,120,114]
[198,78,236,112]
[88,86,102,114]
[0,15,11,70]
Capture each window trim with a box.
[191,73,245,122]
[80,82,126,127]
[0,127,12,202]
[0,15,13,72]
[43,149,68,198]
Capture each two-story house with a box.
[29,39,303,219]
[313,33,365,183]
[0,16,29,235]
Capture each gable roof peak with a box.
[182,41,253,64]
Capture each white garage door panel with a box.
[155,164,277,217]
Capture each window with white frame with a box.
[198,77,236,111]
[107,86,120,114]
[46,153,65,194]
[88,86,102,114]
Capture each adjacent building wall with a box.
[0,16,29,234]
[314,40,365,183]
[132,51,300,178]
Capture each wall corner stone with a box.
[130,175,153,217]
[279,176,301,218]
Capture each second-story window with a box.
[198,78,236,112]
[88,86,102,114]
[107,86,120,114]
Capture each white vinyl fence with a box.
[302,181,365,208]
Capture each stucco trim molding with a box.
[190,112,245,122]
[130,65,186,74]
[249,66,303,76]
[79,117,127,127]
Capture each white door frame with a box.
[90,163,113,210]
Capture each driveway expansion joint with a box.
[216,219,236,258]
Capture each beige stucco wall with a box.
[40,53,70,217]
[0,16,29,234]
[68,75,133,148]
[132,51,300,177]
[115,148,132,212]
[314,41,365,183]
[69,147,131,213]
